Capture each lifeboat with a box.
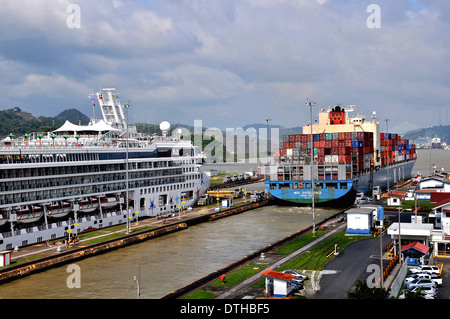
[78,198,99,213]
[16,206,44,224]
[47,201,71,218]
[101,196,118,208]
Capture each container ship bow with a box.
[260,105,417,206]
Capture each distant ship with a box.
[432,136,442,149]
[0,88,209,250]
[260,105,417,206]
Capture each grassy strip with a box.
[276,231,327,255]
[252,232,367,289]
[183,290,216,299]
[279,232,367,272]
[209,263,269,288]
[182,263,268,299]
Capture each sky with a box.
[0,0,449,132]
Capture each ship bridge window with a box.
[279,183,290,189]
[340,183,348,189]
[269,183,277,190]
[326,183,338,189]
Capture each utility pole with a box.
[385,118,390,194]
[306,99,316,236]
[124,101,132,234]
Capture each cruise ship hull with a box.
[266,159,415,207]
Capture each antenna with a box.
[88,92,96,122]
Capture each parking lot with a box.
[402,259,450,299]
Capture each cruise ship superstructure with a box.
[0,88,209,250]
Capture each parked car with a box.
[291,282,303,292]
[410,286,437,299]
[409,265,440,276]
[399,286,436,299]
[282,269,309,280]
[405,278,437,289]
[405,273,442,286]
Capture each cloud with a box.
[0,0,449,130]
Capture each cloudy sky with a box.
[0,0,449,131]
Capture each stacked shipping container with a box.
[379,133,416,165]
[277,131,416,172]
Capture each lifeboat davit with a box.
[16,206,44,224]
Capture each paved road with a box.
[313,234,390,299]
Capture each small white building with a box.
[387,191,407,206]
[261,269,296,298]
[419,176,450,193]
[0,250,12,267]
[387,222,434,248]
[345,206,383,235]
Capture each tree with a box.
[347,280,390,299]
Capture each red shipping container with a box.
[338,132,346,140]
[325,140,332,148]
[332,140,339,148]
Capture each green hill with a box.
[0,107,90,138]
[404,125,450,143]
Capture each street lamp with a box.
[385,117,390,194]
[306,99,316,236]
[265,117,271,159]
[124,101,132,234]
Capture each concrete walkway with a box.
[215,223,347,299]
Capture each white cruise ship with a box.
[0,88,209,250]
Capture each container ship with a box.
[432,136,442,149]
[0,88,209,251]
[260,105,417,206]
